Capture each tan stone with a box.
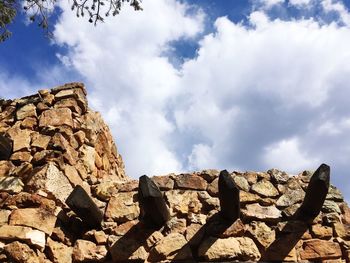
[311,224,333,239]
[54,87,87,113]
[164,218,187,234]
[146,231,164,249]
[340,203,350,225]
[0,176,24,193]
[46,238,72,263]
[7,126,31,152]
[111,220,138,236]
[233,175,250,191]
[54,98,82,114]
[199,169,219,182]
[94,231,108,244]
[300,239,342,260]
[51,133,78,166]
[198,237,260,261]
[150,233,192,261]
[165,190,202,215]
[10,162,33,179]
[116,179,138,192]
[39,108,74,128]
[152,175,174,190]
[0,160,14,176]
[0,225,46,248]
[248,221,275,248]
[276,188,305,207]
[20,117,37,130]
[16,104,37,120]
[31,133,51,149]
[10,151,33,163]
[79,145,97,175]
[0,210,10,225]
[26,163,73,204]
[9,208,57,235]
[105,192,139,223]
[251,179,279,197]
[244,171,258,184]
[220,218,245,238]
[4,241,40,263]
[242,203,282,222]
[63,165,83,187]
[197,191,220,210]
[185,223,204,247]
[94,181,118,201]
[74,130,86,146]
[73,240,107,262]
[174,173,207,190]
[240,191,261,203]
[333,222,350,239]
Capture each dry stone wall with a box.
[0,83,349,262]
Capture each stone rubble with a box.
[0,83,349,262]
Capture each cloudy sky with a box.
[1,0,350,202]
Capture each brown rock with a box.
[198,237,260,261]
[165,190,202,215]
[39,108,74,128]
[340,203,350,224]
[174,173,207,190]
[74,131,86,146]
[233,175,250,191]
[111,220,138,236]
[73,240,107,262]
[311,224,333,239]
[21,117,37,130]
[0,160,14,176]
[240,191,261,204]
[244,171,258,184]
[4,241,40,263]
[164,218,187,234]
[0,225,46,248]
[94,181,118,201]
[31,133,51,149]
[94,231,108,244]
[251,179,279,197]
[248,221,275,248]
[105,192,139,223]
[54,98,82,115]
[64,165,83,187]
[9,207,57,235]
[79,145,97,175]
[300,239,342,260]
[10,151,33,163]
[150,233,192,261]
[0,209,11,225]
[54,87,87,113]
[207,177,218,197]
[117,179,138,192]
[220,218,245,238]
[276,188,305,207]
[242,203,282,222]
[51,133,78,166]
[0,176,24,193]
[333,222,350,239]
[16,104,37,120]
[109,236,148,262]
[2,192,56,210]
[152,175,174,190]
[146,231,164,249]
[10,162,33,179]
[199,169,219,182]
[46,238,72,263]
[7,126,31,152]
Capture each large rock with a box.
[268,168,289,184]
[233,176,250,191]
[4,241,41,263]
[16,104,37,120]
[0,225,45,249]
[322,200,341,214]
[276,188,305,207]
[9,208,56,235]
[0,176,24,193]
[39,108,74,128]
[300,239,342,260]
[165,190,202,215]
[251,180,279,197]
[26,162,73,204]
[7,126,31,152]
[46,238,73,263]
[242,203,282,222]
[248,221,275,248]
[73,240,107,262]
[198,237,260,261]
[174,174,207,190]
[105,192,139,223]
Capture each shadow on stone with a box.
[0,134,12,160]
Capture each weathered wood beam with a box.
[0,134,12,160]
[138,175,170,229]
[66,185,103,229]
[298,163,330,220]
[218,170,240,221]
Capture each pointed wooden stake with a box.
[218,170,240,221]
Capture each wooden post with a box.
[218,170,240,221]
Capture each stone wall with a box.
[0,83,349,262]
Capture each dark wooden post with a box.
[0,134,12,160]
[66,185,103,229]
[298,163,330,220]
[138,175,170,229]
[218,170,240,221]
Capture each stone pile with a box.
[0,83,349,262]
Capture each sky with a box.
[1,0,350,202]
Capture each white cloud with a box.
[289,0,312,7]
[259,0,285,9]
[52,0,350,201]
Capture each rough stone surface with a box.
[242,203,282,222]
[73,240,107,262]
[248,221,275,248]
[39,108,74,128]
[0,225,46,248]
[165,190,202,215]
[0,176,24,193]
[174,173,207,190]
[251,180,279,197]
[276,188,305,207]
[4,241,40,263]
[300,239,342,260]
[47,238,73,263]
[105,192,139,223]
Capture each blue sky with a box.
[1,0,350,202]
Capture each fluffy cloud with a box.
[53,0,350,201]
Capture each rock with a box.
[0,209,11,225]
[105,192,139,223]
[207,178,218,197]
[152,175,174,190]
[109,236,148,262]
[251,179,279,197]
[198,237,260,261]
[174,173,207,190]
[16,104,37,120]
[54,87,87,113]
[185,223,204,246]
[242,203,282,222]
[277,220,308,234]
[248,221,275,248]
[300,239,342,260]
[9,207,56,235]
[0,176,24,193]
[94,181,117,201]
[219,218,245,238]
[340,203,350,224]
[332,222,349,239]
[63,165,83,187]
[79,145,97,175]
[282,203,301,218]
[268,168,289,184]
[73,240,107,262]
[311,224,333,239]
[21,117,37,130]
[326,186,344,201]
[26,163,73,204]
[10,162,33,178]
[146,231,164,249]
[4,241,40,263]
[240,191,261,204]
[197,191,220,210]
[150,233,192,261]
[233,176,250,191]
[243,171,258,184]
[46,238,73,263]
[0,225,46,248]
[322,200,341,214]
[54,98,82,115]
[7,126,31,152]
[199,169,219,182]
[165,190,202,215]
[10,151,33,163]
[0,160,14,176]
[276,188,305,207]
[39,108,74,128]
[117,180,138,192]
[164,218,187,234]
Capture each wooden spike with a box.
[138,175,170,229]
[66,185,103,229]
[0,134,12,160]
[298,163,330,220]
[218,170,240,221]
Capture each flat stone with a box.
[242,203,282,222]
[149,233,192,261]
[152,175,174,190]
[10,162,33,178]
[164,218,187,234]
[240,191,261,204]
[54,98,82,114]
[111,220,138,236]
[198,237,260,261]
[332,222,350,239]
[300,239,342,260]
[0,176,24,193]
[199,169,219,182]
[165,190,202,216]
[10,151,32,163]
[248,221,275,248]
[197,191,220,210]
[16,104,37,120]
[251,180,279,197]
[0,225,46,249]
[311,224,333,239]
[46,238,73,263]
[105,192,139,223]
[21,117,37,130]
[7,126,31,152]
[322,200,341,214]
[326,186,344,201]
[54,87,87,113]
[64,165,83,187]
[73,240,107,262]
[185,223,204,246]
[146,231,164,249]
[233,176,250,191]
[9,208,57,235]
[282,203,301,218]
[4,241,40,263]
[268,168,289,184]
[276,188,305,207]
[174,173,207,190]
[39,108,74,128]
